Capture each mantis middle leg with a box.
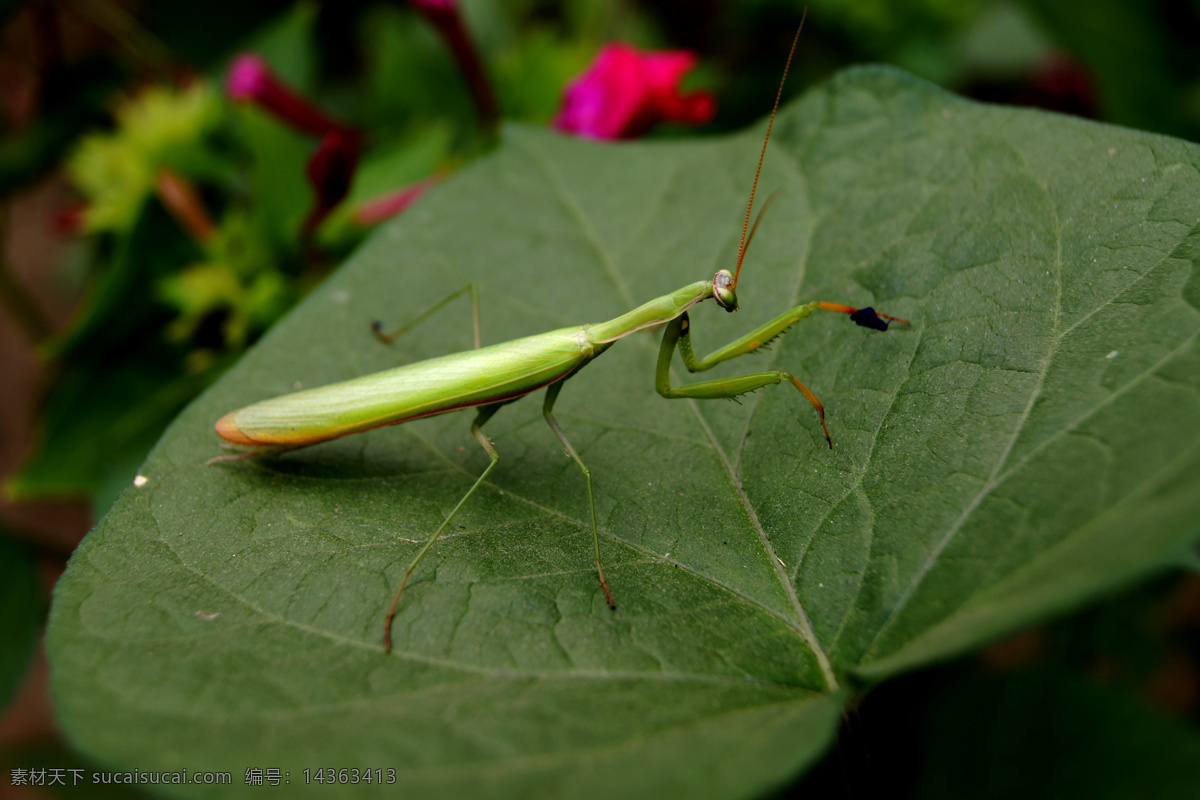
[373,283,481,349]
[383,402,502,653]
[542,380,615,609]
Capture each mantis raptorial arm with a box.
[675,301,908,373]
[657,301,910,448]
[676,302,821,372]
[657,309,834,448]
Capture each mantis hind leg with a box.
[373,283,481,349]
[543,380,615,609]
[383,402,502,653]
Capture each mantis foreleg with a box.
[674,301,907,372]
[383,401,502,653]
[542,380,615,609]
[656,311,832,447]
[677,302,820,371]
[373,283,481,349]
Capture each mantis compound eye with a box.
[713,270,738,312]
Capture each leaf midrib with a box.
[517,131,838,689]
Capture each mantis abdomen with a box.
[216,326,596,447]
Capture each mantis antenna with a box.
[733,8,806,289]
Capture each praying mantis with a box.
[212,19,908,653]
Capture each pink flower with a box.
[554,44,716,139]
[226,54,347,138]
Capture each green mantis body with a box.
[216,273,905,651]
[213,19,909,651]
[215,277,832,450]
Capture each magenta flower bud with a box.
[226,53,347,138]
[352,175,441,226]
[554,43,717,140]
[409,0,456,16]
[226,54,272,102]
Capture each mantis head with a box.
[713,269,738,312]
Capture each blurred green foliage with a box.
[68,84,226,234]
[6,0,1200,515]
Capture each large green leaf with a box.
[48,67,1200,797]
